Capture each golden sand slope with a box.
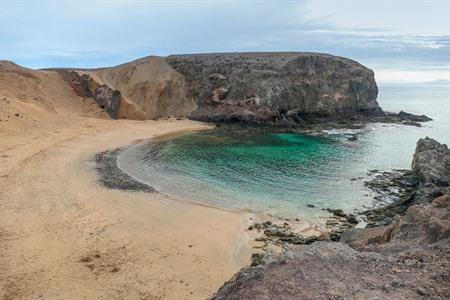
[0,61,107,134]
[90,56,197,119]
[0,62,252,299]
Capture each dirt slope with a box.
[91,56,197,119]
[0,60,107,136]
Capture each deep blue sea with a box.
[118,84,450,219]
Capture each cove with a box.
[117,129,377,218]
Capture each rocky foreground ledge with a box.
[212,137,450,300]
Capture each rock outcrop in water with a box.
[212,138,450,300]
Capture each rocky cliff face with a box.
[166,52,380,125]
[72,53,381,125]
[212,138,450,300]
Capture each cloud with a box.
[0,0,449,84]
[303,0,450,36]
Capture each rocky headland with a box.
[47,53,431,128]
[212,137,450,300]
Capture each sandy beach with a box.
[0,118,253,300]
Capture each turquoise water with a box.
[118,84,450,218]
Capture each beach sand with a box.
[0,117,253,300]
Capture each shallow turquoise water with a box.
[118,84,450,218]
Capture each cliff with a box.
[166,52,381,125]
[72,52,382,125]
[212,138,450,300]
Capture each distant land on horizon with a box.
[379,78,450,86]
[425,79,450,85]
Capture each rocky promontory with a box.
[212,138,450,299]
[165,52,381,125]
[48,52,432,128]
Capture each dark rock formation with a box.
[342,194,450,254]
[212,138,450,300]
[412,137,450,202]
[58,71,120,118]
[248,221,322,252]
[364,137,450,226]
[362,170,419,227]
[57,70,146,119]
[92,85,121,118]
[383,111,433,127]
[166,52,381,125]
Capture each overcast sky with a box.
[1,0,450,83]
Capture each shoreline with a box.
[95,122,445,257]
[1,114,440,299]
[94,148,157,193]
[0,118,255,299]
[94,133,333,220]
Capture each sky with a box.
[1,0,450,83]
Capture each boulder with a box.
[412,137,450,190]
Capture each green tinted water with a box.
[118,85,450,218]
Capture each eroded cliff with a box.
[166,52,381,125]
[76,52,382,125]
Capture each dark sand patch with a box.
[94,148,156,193]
